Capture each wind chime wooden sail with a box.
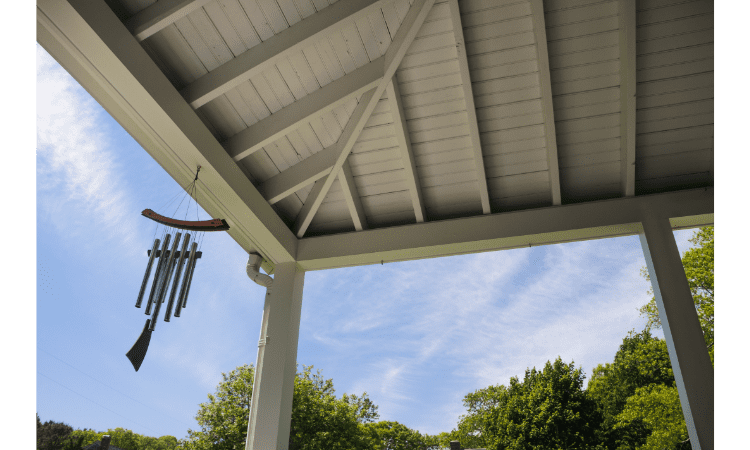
[126,167,229,371]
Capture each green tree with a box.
[587,330,681,449]
[37,414,80,450]
[446,358,600,450]
[640,226,714,363]
[184,364,380,450]
[67,427,180,450]
[446,384,508,449]
[364,420,438,450]
[614,385,689,450]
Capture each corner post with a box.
[639,216,713,449]
[246,262,305,450]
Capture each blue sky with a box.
[29,33,737,446]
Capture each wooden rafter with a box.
[294,0,437,238]
[447,0,491,215]
[125,0,213,42]
[619,0,637,197]
[339,161,368,230]
[293,88,378,236]
[386,76,427,222]
[179,0,389,109]
[225,57,384,162]
[530,0,562,206]
[224,57,384,161]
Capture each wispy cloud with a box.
[36,44,139,250]
[301,237,661,436]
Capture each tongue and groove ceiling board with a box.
[39,0,713,270]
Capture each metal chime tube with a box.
[181,242,200,310]
[136,238,160,308]
[164,233,191,322]
[145,234,171,315]
[174,242,197,318]
[150,232,182,331]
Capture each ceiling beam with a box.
[38,0,297,267]
[339,161,369,230]
[447,0,490,215]
[180,0,389,109]
[530,0,562,206]
[386,76,427,222]
[294,0,437,238]
[296,187,714,271]
[619,0,637,197]
[124,0,212,41]
[225,57,384,162]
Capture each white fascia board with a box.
[296,187,714,270]
[530,0,562,206]
[181,0,389,109]
[224,57,384,162]
[38,0,296,265]
[125,0,213,41]
[447,0,490,215]
[619,0,637,197]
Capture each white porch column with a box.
[246,262,305,450]
[639,216,713,450]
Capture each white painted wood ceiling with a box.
[107,0,714,237]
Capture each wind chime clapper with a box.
[126,166,230,372]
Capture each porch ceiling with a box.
[37,0,714,271]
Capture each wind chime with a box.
[126,166,230,371]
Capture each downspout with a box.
[246,253,273,288]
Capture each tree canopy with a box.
[182,363,380,450]
[67,427,180,450]
[444,358,601,450]
[587,329,679,449]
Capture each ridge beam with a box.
[294,0,437,238]
[180,0,389,109]
[125,0,212,42]
[531,0,562,206]
[225,57,383,162]
[448,0,490,215]
[386,76,426,222]
[619,0,637,197]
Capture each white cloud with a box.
[36,44,139,249]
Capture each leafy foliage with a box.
[183,364,380,450]
[37,414,84,450]
[446,358,601,450]
[640,226,714,362]
[364,420,439,450]
[614,385,689,450]
[587,330,676,449]
[67,427,180,450]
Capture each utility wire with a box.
[38,348,194,428]
[37,371,160,435]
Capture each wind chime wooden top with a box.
[126,167,230,372]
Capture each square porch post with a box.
[639,216,713,449]
[245,262,305,450]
